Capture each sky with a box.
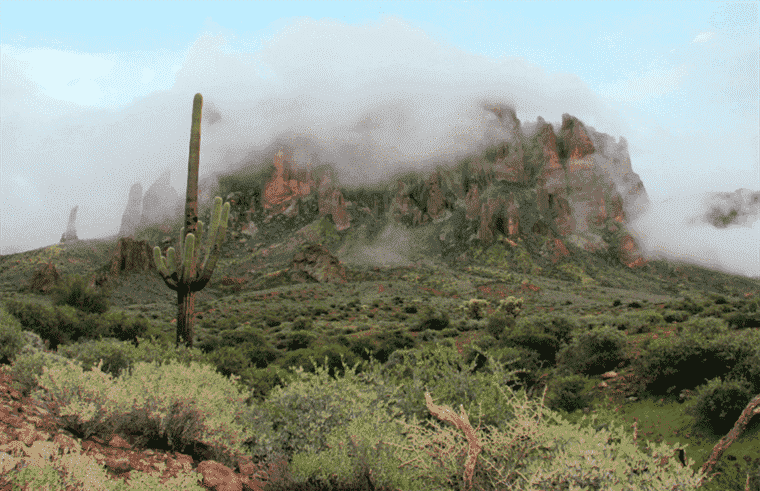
[1,1,758,278]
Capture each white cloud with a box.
[692,31,716,43]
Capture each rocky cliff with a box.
[60,205,79,243]
[118,108,651,271]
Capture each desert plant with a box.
[49,273,111,314]
[555,324,627,376]
[484,311,516,339]
[541,372,595,415]
[152,93,231,350]
[683,376,755,434]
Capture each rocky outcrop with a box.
[105,237,156,277]
[118,183,143,238]
[60,206,79,243]
[290,243,347,283]
[140,168,181,230]
[165,108,649,270]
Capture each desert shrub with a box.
[373,343,531,438]
[204,346,254,379]
[678,316,730,337]
[403,305,418,314]
[612,299,622,307]
[663,310,690,323]
[555,325,627,376]
[724,311,760,330]
[31,358,253,471]
[494,296,524,318]
[55,337,142,380]
[627,301,642,308]
[411,306,450,332]
[96,310,154,345]
[350,329,416,366]
[500,325,561,366]
[6,348,84,397]
[542,372,596,415]
[620,309,665,334]
[440,327,458,338]
[0,320,26,366]
[743,299,758,313]
[291,316,314,330]
[276,343,360,380]
[517,314,578,348]
[49,273,111,315]
[1,298,65,344]
[484,312,515,339]
[701,303,735,317]
[243,355,406,465]
[683,376,755,434]
[711,294,729,305]
[458,298,491,320]
[283,330,318,351]
[630,331,737,396]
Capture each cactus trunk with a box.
[152,93,231,350]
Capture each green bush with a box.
[724,311,760,330]
[236,366,299,405]
[409,306,449,332]
[0,320,26,366]
[556,325,627,376]
[291,316,314,330]
[630,330,737,396]
[276,343,360,380]
[501,325,561,366]
[348,329,416,365]
[683,376,755,434]
[283,330,317,351]
[56,337,142,380]
[520,314,578,347]
[49,273,111,315]
[484,312,515,339]
[663,310,690,323]
[542,372,595,415]
[205,346,254,379]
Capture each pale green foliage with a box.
[6,445,206,491]
[29,357,253,470]
[241,354,409,464]
[495,296,524,318]
[289,410,422,489]
[457,298,491,320]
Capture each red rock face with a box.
[263,148,315,215]
[561,113,595,161]
[317,174,351,230]
[619,234,648,269]
[465,185,480,220]
[548,235,572,264]
[425,172,447,220]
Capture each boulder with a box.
[118,183,143,238]
[105,237,157,277]
[290,243,347,284]
[60,205,79,243]
[23,262,62,294]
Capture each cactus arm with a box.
[194,220,205,273]
[200,197,222,272]
[197,200,230,288]
[153,246,179,290]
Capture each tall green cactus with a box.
[152,93,231,349]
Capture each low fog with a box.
[2,16,758,279]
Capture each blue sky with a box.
[2,1,758,277]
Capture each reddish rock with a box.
[392,180,427,226]
[465,185,480,220]
[560,113,595,161]
[263,148,315,217]
[318,174,351,230]
[290,243,347,284]
[535,119,562,183]
[106,237,157,277]
[424,172,447,220]
[619,234,647,269]
[119,183,143,238]
[548,235,572,264]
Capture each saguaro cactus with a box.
[152,93,231,349]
